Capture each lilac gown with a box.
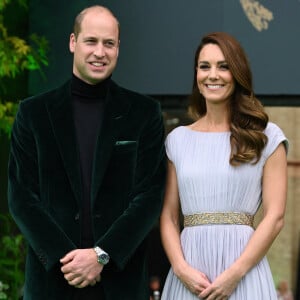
[161,122,288,300]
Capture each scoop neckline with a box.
[182,125,231,134]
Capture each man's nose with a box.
[94,43,105,58]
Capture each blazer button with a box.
[74,213,80,221]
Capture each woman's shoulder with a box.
[263,122,288,155]
[265,121,281,131]
[166,125,187,139]
[264,122,286,138]
[165,126,190,154]
[165,126,187,161]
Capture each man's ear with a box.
[69,33,76,53]
[116,40,120,57]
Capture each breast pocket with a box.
[102,141,138,193]
[114,140,137,151]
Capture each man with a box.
[8,5,166,300]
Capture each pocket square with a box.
[115,140,136,146]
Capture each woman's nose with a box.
[209,67,219,80]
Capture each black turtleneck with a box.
[71,74,110,248]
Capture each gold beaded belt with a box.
[184,212,254,227]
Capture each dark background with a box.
[28,0,300,96]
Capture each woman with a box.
[160,32,288,299]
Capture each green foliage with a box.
[0,281,9,299]
[0,214,26,300]
[0,30,49,79]
[0,102,18,137]
[0,0,49,137]
[0,0,27,15]
[0,1,47,297]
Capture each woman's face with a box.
[196,43,235,105]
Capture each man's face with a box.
[69,8,119,85]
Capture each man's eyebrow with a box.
[83,36,97,40]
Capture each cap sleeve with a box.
[165,130,175,162]
[164,126,184,163]
[262,122,288,161]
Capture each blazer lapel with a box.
[91,82,131,203]
[46,82,82,204]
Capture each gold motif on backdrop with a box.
[240,0,273,31]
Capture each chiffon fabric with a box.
[161,122,288,300]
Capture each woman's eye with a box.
[199,64,209,70]
[219,64,229,70]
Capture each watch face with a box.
[99,253,109,265]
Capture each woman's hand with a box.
[199,267,241,300]
[176,264,211,296]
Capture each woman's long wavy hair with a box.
[189,32,268,165]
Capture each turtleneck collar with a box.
[71,74,111,100]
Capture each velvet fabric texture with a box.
[8,80,166,300]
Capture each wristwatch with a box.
[94,246,110,265]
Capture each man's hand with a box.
[60,248,103,288]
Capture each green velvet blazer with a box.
[8,80,166,300]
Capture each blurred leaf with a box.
[0,0,48,137]
[0,214,25,300]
